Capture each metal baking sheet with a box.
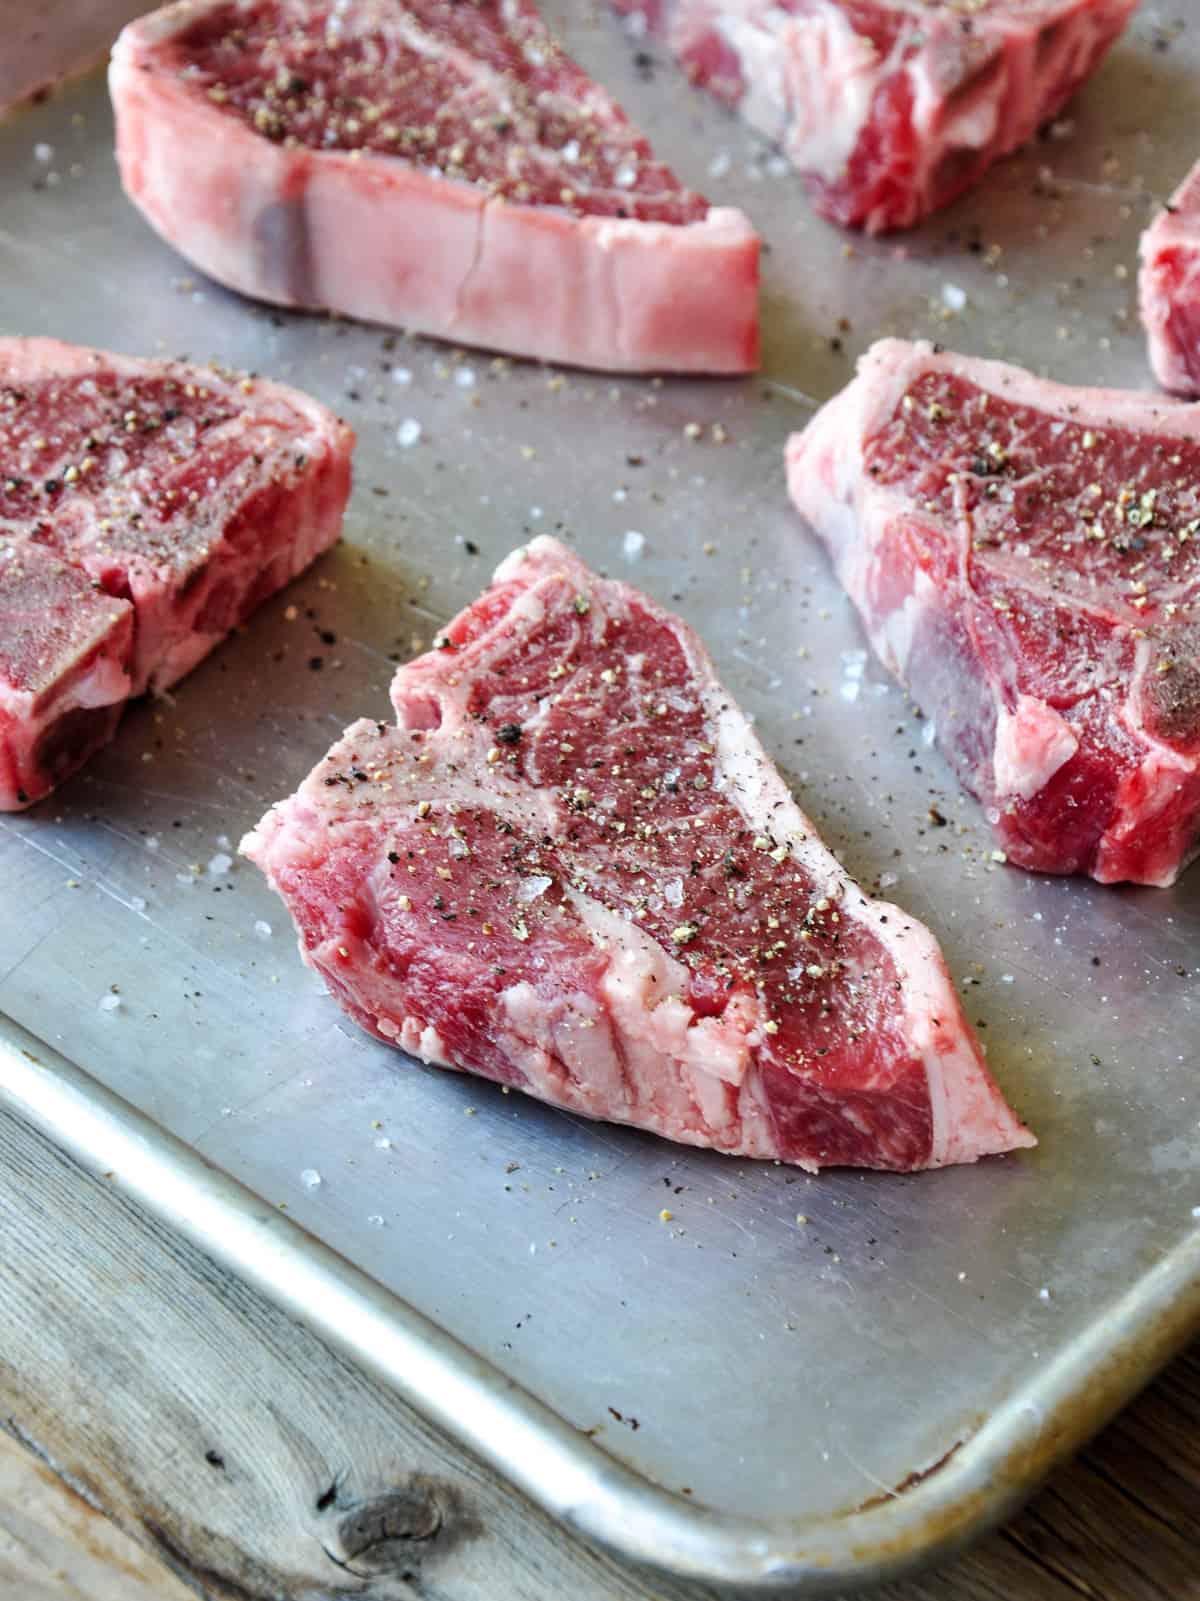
[2,8,1200,1590]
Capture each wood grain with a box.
[1,1104,1196,1601]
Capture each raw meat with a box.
[243,535,1033,1171]
[1140,160,1200,397]
[0,337,353,810]
[110,0,760,374]
[614,0,1136,233]
[787,338,1200,886]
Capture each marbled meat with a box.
[243,535,1033,1171]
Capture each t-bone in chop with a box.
[243,536,1033,1171]
[0,337,352,810]
[110,0,760,374]
[788,339,1200,887]
[1140,159,1200,398]
[613,0,1135,233]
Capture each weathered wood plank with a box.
[1,1103,1196,1601]
[0,1430,195,1601]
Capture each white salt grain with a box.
[34,143,53,163]
[941,283,967,312]
[455,366,477,389]
[208,852,233,876]
[367,1214,386,1228]
[391,366,413,385]
[254,919,273,939]
[300,1168,322,1190]
[397,418,422,448]
[98,993,121,1013]
[623,529,645,560]
[518,874,553,902]
[375,1135,393,1150]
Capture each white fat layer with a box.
[993,695,1079,802]
[1094,635,1196,886]
[398,1016,452,1066]
[565,888,753,1086]
[780,8,887,182]
[708,9,792,145]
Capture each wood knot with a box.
[339,1488,441,1555]
[322,1475,479,1578]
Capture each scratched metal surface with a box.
[1,2,1199,1551]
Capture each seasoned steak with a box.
[0,337,353,809]
[111,0,760,373]
[244,536,1033,1171]
[612,0,1135,232]
[788,339,1200,885]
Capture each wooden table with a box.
[1,1105,1196,1601]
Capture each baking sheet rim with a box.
[3,1006,1197,1595]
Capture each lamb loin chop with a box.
[788,339,1200,886]
[0,337,352,809]
[611,0,1136,233]
[244,535,1033,1171]
[111,0,760,373]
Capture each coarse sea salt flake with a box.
[397,418,422,448]
[623,529,645,560]
[301,1168,322,1189]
